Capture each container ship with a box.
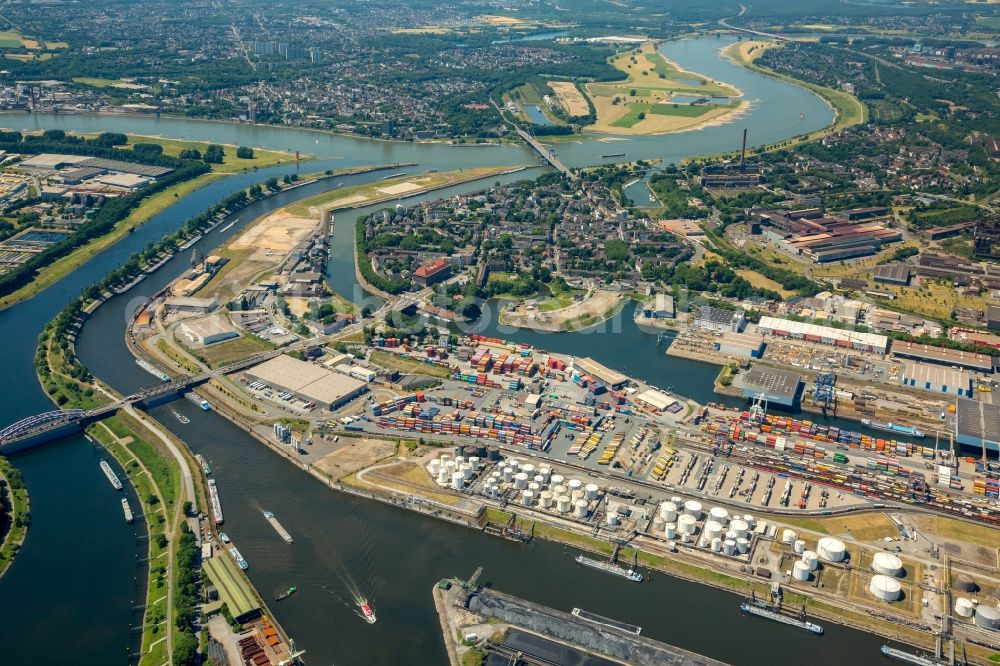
[879,645,946,665]
[574,554,642,582]
[208,479,224,525]
[861,419,924,439]
[100,460,123,491]
[229,547,248,570]
[136,358,169,382]
[195,454,211,475]
[263,510,293,544]
[740,601,823,635]
[121,498,134,524]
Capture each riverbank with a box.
[0,456,28,579]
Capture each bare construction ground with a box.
[501,289,624,331]
[314,437,398,480]
[549,81,590,116]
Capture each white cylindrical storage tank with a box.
[606,512,618,526]
[974,605,1000,630]
[528,482,541,494]
[502,467,514,483]
[585,483,599,500]
[664,523,677,539]
[513,472,528,490]
[552,484,568,497]
[723,539,736,557]
[869,575,902,602]
[737,537,750,554]
[460,463,472,480]
[571,489,585,502]
[955,598,975,618]
[574,499,589,518]
[725,530,737,542]
[660,501,678,523]
[533,475,545,486]
[711,537,722,553]
[557,496,572,513]
[684,500,703,519]
[521,490,535,506]
[539,467,551,483]
[429,459,441,475]
[522,463,536,477]
[508,459,520,472]
[709,507,729,526]
[539,491,554,508]
[678,514,698,535]
[568,479,583,493]
[872,552,903,577]
[681,533,692,544]
[782,529,797,545]
[703,521,724,541]
[671,496,683,505]
[793,539,806,555]
[731,519,749,539]
[697,536,710,549]
[451,471,464,490]
[817,537,846,563]
[802,551,819,571]
[743,514,755,528]
[469,456,480,471]
[550,474,564,487]
[455,455,465,466]
[792,560,811,582]
[438,468,449,484]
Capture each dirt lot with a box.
[314,437,398,480]
[549,81,590,116]
[229,209,318,256]
[500,289,624,331]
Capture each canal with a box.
[0,36,888,666]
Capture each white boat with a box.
[740,602,823,635]
[879,645,946,665]
[218,220,236,233]
[208,479,224,525]
[100,460,123,491]
[230,547,248,570]
[136,358,169,382]
[121,498,134,523]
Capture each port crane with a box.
[277,639,306,666]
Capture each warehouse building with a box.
[179,316,240,346]
[714,331,766,359]
[650,293,675,319]
[574,357,629,389]
[955,398,1000,454]
[244,354,367,410]
[891,342,995,374]
[635,388,678,413]
[873,264,911,286]
[164,296,218,313]
[694,306,745,333]
[757,316,889,354]
[738,366,802,408]
[897,360,973,397]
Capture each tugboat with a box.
[275,586,297,601]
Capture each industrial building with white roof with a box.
[244,354,368,410]
[757,316,889,354]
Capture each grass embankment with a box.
[287,165,521,217]
[370,349,452,378]
[187,334,273,369]
[0,456,29,578]
[117,136,298,174]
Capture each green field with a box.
[371,349,451,378]
[650,103,714,117]
[194,335,273,369]
[610,103,653,128]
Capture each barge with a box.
[574,554,642,582]
[229,546,248,570]
[136,358,169,382]
[263,510,294,544]
[879,645,946,665]
[100,460,123,491]
[121,498,133,524]
[208,479,224,525]
[740,601,823,635]
[861,419,925,439]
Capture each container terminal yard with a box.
[149,321,1000,664]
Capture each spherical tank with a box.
[817,537,846,563]
[557,495,572,513]
[782,529,797,544]
[954,598,975,618]
[974,605,1000,630]
[684,500,703,519]
[869,575,902,602]
[792,560,811,582]
[872,552,903,577]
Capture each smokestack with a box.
[739,128,747,173]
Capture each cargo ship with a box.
[740,601,823,635]
[121,498,134,524]
[208,479,224,525]
[861,419,924,439]
[276,586,297,601]
[879,645,946,665]
[263,510,294,544]
[229,547,248,570]
[100,460,123,491]
[195,454,211,475]
[136,358,169,382]
[574,554,642,582]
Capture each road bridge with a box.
[514,127,576,180]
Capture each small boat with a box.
[121,498,134,523]
[276,586,297,601]
[601,153,625,158]
[219,532,230,543]
[230,547,248,570]
[100,460,123,491]
[174,412,190,424]
[359,599,377,624]
[218,220,236,233]
[199,399,211,411]
[195,454,211,475]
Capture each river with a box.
[0,36,888,666]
